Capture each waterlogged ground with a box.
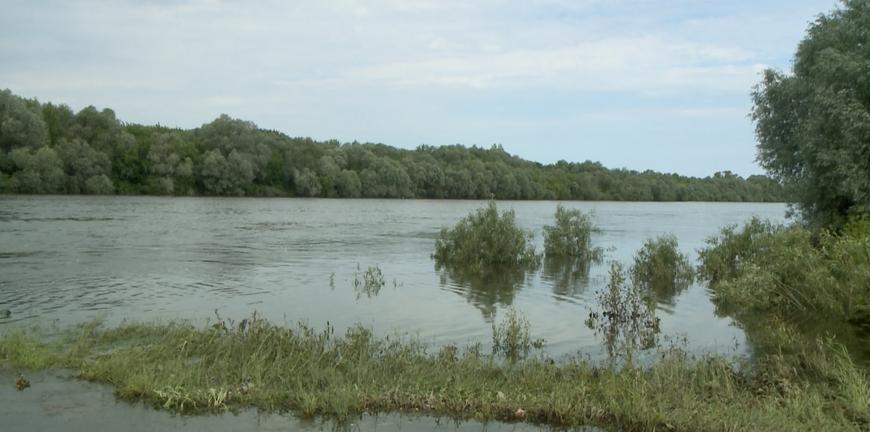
[0,196,786,359]
[1,368,600,432]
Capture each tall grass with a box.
[433,200,539,273]
[1,315,866,431]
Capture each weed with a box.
[353,265,385,299]
[491,308,545,361]
[586,262,660,360]
[1,315,867,431]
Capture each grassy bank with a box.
[1,315,867,432]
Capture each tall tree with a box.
[752,0,870,228]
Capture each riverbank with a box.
[1,316,866,432]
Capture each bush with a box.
[491,308,544,361]
[586,262,660,360]
[630,235,694,302]
[543,204,603,262]
[696,217,781,284]
[433,200,539,273]
[699,218,870,327]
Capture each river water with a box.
[0,195,787,360]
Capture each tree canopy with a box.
[0,88,784,201]
[752,0,870,228]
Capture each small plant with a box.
[433,200,540,273]
[543,204,603,263]
[586,262,660,360]
[491,308,544,361]
[15,374,30,391]
[629,235,694,302]
[353,265,385,299]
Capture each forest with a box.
[0,89,784,201]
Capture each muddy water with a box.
[0,196,786,359]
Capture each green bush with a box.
[433,200,539,273]
[491,308,544,361]
[699,218,870,328]
[543,204,603,262]
[629,235,694,302]
[696,217,781,284]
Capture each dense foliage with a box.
[542,204,603,262]
[0,89,784,200]
[751,0,870,228]
[699,218,870,330]
[433,201,539,273]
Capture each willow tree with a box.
[751,0,870,228]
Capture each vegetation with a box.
[433,200,540,273]
[543,204,603,263]
[586,263,661,360]
[629,235,694,303]
[0,89,784,201]
[751,0,870,228]
[699,218,870,340]
[490,308,545,361]
[2,315,868,431]
[353,265,386,299]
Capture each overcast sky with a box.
[0,0,839,176]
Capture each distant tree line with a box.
[0,89,784,201]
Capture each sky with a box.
[0,0,840,177]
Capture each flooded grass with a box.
[1,313,867,432]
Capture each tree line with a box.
[0,89,784,201]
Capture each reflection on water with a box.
[438,265,533,320]
[541,257,593,301]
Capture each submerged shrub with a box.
[433,200,539,273]
[697,217,781,284]
[629,235,694,302]
[543,204,603,262]
[700,218,870,339]
[586,262,660,360]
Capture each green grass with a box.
[1,314,867,431]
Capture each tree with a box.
[751,0,870,228]
[0,89,49,152]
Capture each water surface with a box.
[0,196,786,359]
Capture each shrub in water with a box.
[543,204,603,262]
[433,200,539,273]
[491,308,544,361]
[586,262,660,360]
[629,235,694,302]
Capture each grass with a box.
[433,200,539,273]
[1,313,867,432]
